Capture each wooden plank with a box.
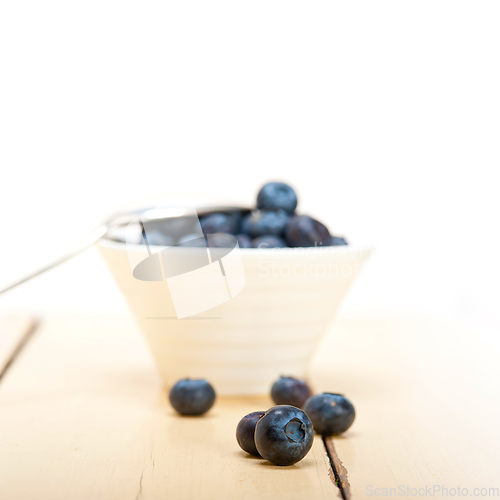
[311,316,500,498]
[0,314,36,379]
[0,315,335,500]
[2,313,498,499]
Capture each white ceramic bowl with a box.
[98,238,371,395]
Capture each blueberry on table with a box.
[330,236,348,246]
[257,182,298,214]
[200,213,239,235]
[254,405,314,466]
[303,393,355,435]
[236,411,266,456]
[169,379,216,416]
[241,209,289,238]
[251,235,287,249]
[271,376,312,408]
[235,233,252,248]
[285,215,331,247]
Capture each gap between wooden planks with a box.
[0,315,337,500]
[311,315,500,498]
[0,314,37,381]
[1,313,499,499]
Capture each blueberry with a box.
[206,232,237,248]
[168,379,216,415]
[229,211,244,232]
[241,209,289,238]
[330,236,348,246]
[251,235,287,249]
[257,182,298,214]
[236,411,266,456]
[200,213,238,235]
[303,393,355,435]
[271,376,312,408]
[285,215,331,247]
[254,405,314,466]
[235,233,252,248]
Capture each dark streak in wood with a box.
[135,467,145,500]
[0,318,39,383]
[323,437,351,500]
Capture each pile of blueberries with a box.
[198,181,347,249]
[107,182,348,249]
[168,376,355,467]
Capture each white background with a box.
[0,1,499,335]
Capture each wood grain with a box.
[312,315,500,498]
[0,315,335,500]
[1,313,499,499]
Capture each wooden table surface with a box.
[0,313,499,499]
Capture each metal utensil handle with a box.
[0,204,250,296]
[0,225,109,296]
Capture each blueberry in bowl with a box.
[169,378,216,416]
[235,233,252,248]
[102,181,347,250]
[255,405,314,466]
[257,182,298,214]
[250,235,287,248]
[200,212,239,235]
[206,233,238,248]
[271,376,312,408]
[236,411,266,456]
[285,215,331,248]
[303,393,355,435]
[241,209,289,238]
